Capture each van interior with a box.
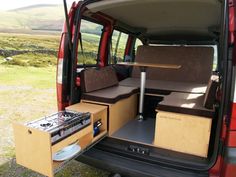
[13,0,228,176]
[77,45,219,168]
[70,0,225,171]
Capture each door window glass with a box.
[77,19,103,66]
[110,30,129,64]
[134,38,143,55]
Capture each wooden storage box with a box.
[66,103,108,141]
[154,111,212,157]
[82,94,137,135]
[13,103,107,177]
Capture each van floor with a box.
[112,118,155,145]
[104,116,211,171]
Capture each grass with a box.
[0,33,59,67]
[0,33,60,51]
[2,53,57,67]
[0,65,56,89]
[0,64,57,176]
[0,30,129,67]
[0,32,103,67]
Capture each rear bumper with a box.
[76,148,209,177]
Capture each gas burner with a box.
[26,111,91,144]
[40,122,53,128]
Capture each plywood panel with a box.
[92,131,107,142]
[154,111,212,157]
[66,102,107,114]
[13,104,108,177]
[109,94,137,135]
[93,108,107,132]
[66,102,108,140]
[13,123,53,177]
[82,94,138,135]
[52,133,92,170]
[51,125,93,154]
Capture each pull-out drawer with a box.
[13,103,107,177]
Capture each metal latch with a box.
[128,145,150,155]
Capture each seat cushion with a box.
[82,85,138,104]
[132,45,214,84]
[119,78,207,94]
[157,92,214,117]
[80,66,118,93]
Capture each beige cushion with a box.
[157,92,214,117]
[119,77,207,94]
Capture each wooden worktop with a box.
[117,62,181,69]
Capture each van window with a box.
[110,30,129,64]
[77,19,103,66]
[213,45,218,71]
[134,38,143,55]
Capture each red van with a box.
[12,0,236,177]
[54,0,236,176]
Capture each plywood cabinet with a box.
[66,103,108,141]
[82,94,138,136]
[13,103,107,177]
[154,111,212,157]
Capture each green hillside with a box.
[0,4,65,32]
[0,4,103,34]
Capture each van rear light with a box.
[76,77,80,86]
[57,58,63,84]
[57,58,67,111]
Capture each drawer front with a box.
[52,125,92,154]
[14,103,108,177]
[13,123,53,177]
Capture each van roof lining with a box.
[86,0,222,41]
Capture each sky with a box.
[0,0,76,10]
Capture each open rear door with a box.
[219,1,236,176]
[13,1,108,176]
[57,0,80,111]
